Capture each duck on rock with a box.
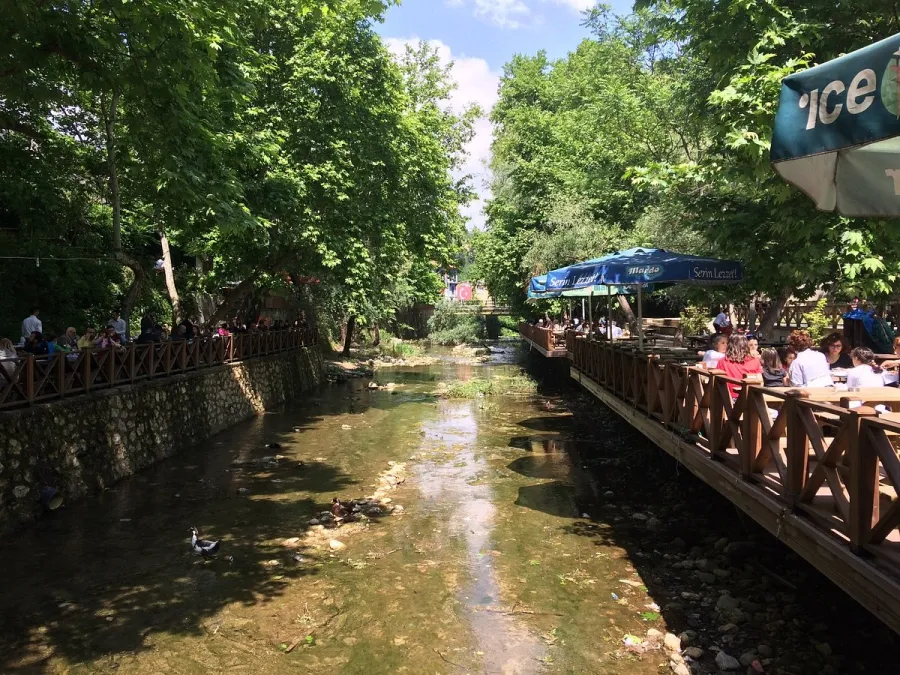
[190,527,221,558]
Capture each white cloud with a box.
[544,0,594,11]
[445,0,592,28]
[385,37,500,230]
[444,0,531,29]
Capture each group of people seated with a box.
[698,329,900,394]
[532,314,624,340]
[1,310,313,379]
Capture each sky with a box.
[377,0,633,229]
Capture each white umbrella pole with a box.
[588,290,593,340]
[608,291,613,340]
[581,298,585,323]
[637,284,644,350]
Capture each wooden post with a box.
[82,350,92,392]
[56,354,65,399]
[106,347,115,388]
[128,344,136,383]
[708,370,725,455]
[25,356,34,403]
[785,390,811,499]
[742,383,763,479]
[849,410,880,551]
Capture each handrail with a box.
[0,327,318,410]
[518,323,557,353]
[569,339,900,563]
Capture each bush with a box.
[679,305,710,336]
[428,300,485,345]
[440,373,536,398]
[378,338,423,359]
[803,298,832,344]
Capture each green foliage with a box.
[802,299,832,344]
[441,373,536,398]
[427,301,486,345]
[0,0,471,339]
[378,339,424,359]
[679,305,710,337]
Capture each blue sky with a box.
[377,0,634,228]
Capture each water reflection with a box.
[416,401,546,673]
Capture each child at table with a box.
[846,347,885,389]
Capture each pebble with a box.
[308,518,320,526]
[671,663,690,675]
[815,642,832,657]
[646,628,663,644]
[739,651,757,666]
[632,512,649,521]
[714,568,732,578]
[329,539,346,551]
[715,651,741,670]
[684,647,704,659]
[393,505,405,513]
[716,594,740,611]
[719,623,738,633]
[670,537,687,552]
[714,537,729,551]
[603,490,614,498]
[237,488,250,495]
[678,630,696,647]
[663,633,681,652]
[646,517,660,530]
[757,644,773,658]
[696,572,717,584]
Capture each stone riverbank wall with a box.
[0,346,324,533]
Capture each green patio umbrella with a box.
[771,33,900,216]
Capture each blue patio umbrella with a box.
[771,33,900,215]
[542,248,744,348]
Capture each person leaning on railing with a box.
[880,336,900,386]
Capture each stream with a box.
[0,341,898,674]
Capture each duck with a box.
[331,497,349,521]
[190,527,221,558]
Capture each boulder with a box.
[715,651,741,671]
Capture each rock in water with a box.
[715,651,741,671]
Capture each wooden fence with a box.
[519,323,554,353]
[0,328,318,410]
[567,335,900,598]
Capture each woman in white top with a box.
[700,334,727,368]
[846,347,886,389]
[787,331,833,388]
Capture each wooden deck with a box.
[567,337,900,635]
[519,324,568,358]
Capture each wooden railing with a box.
[519,323,555,353]
[0,328,318,410]
[569,338,900,563]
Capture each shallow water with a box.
[5,342,895,674]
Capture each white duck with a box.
[190,527,221,558]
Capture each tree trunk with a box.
[103,89,145,335]
[371,322,381,348]
[758,287,793,338]
[617,295,636,331]
[205,254,293,329]
[747,304,758,332]
[159,229,182,323]
[342,315,356,356]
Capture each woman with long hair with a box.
[760,348,787,387]
[788,330,833,388]
[715,335,762,397]
[847,347,885,389]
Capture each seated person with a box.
[700,334,727,368]
[788,331,833,388]
[821,332,852,369]
[715,335,762,398]
[760,348,787,387]
[77,327,97,349]
[23,331,49,356]
[846,347,885,388]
